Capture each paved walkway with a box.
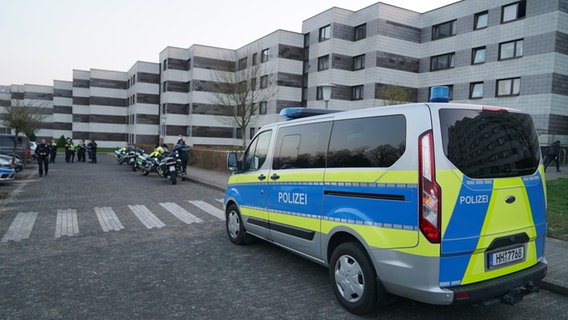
[186,165,568,298]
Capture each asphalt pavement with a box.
[9,159,568,298]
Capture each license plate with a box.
[487,245,525,270]
[169,165,176,172]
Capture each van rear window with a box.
[439,109,540,178]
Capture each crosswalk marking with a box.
[159,202,203,224]
[128,205,165,229]
[55,209,79,238]
[0,199,223,243]
[95,207,125,232]
[188,200,225,221]
[1,212,38,242]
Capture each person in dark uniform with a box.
[174,138,190,180]
[156,137,168,151]
[77,140,86,162]
[88,139,98,163]
[35,138,51,177]
[544,140,561,172]
[50,139,57,163]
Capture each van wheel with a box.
[330,242,378,315]
[226,204,251,245]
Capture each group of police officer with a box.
[34,137,98,177]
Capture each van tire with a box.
[226,204,252,245]
[329,242,378,315]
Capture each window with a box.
[316,86,323,100]
[470,82,484,99]
[261,48,269,63]
[432,20,457,40]
[353,54,365,70]
[474,11,488,30]
[259,101,267,114]
[236,128,242,139]
[251,78,257,91]
[430,53,455,71]
[318,55,329,71]
[260,75,268,89]
[499,39,523,60]
[472,46,486,64]
[249,127,255,139]
[328,115,406,168]
[496,77,521,96]
[352,85,364,100]
[502,1,526,23]
[319,25,331,41]
[242,130,272,172]
[439,108,539,178]
[354,24,366,41]
[162,82,167,92]
[163,59,167,71]
[238,57,247,70]
[252,53,258,66]
[272,122,332,169]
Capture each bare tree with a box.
[211,55,277,147]
[0,99,49,164]
[380,85,416,106]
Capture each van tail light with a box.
[419,131,441,243]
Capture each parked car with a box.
[0,156,16,181]
[0,154,24,172]
[0,134,29,161]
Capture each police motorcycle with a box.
[114,146,128,165]
[131,147,146,172]
[140,146,181,184]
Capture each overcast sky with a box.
[1,0,457,86]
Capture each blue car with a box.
[0,157,15,181]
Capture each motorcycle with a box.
[114,146,128,165]
[140,151,181,185]
[157,153,180,184]
[131,147,145,171]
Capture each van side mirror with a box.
[227,152,238,173]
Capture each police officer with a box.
[50,139,57,163]
[544,140,561,172]
[175,139,190,180]
[35,138,51,177]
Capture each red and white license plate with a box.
[487,245,525,270]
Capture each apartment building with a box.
[1,0,566,147]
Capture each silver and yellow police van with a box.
[223,88,547,315]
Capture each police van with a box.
[223,88,547,315]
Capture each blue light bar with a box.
[429,86,449,103]
[279,107,342,119]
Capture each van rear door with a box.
[434,107,546,287]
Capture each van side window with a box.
[273,122,332,169]
[242,130,272,172]
[328,115,406,168]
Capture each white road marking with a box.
[188,200,225,221]
[128,205,165,229]
[95,207,125,232]
[159,202,203,224]
[55,209,79,238]
[1,211,38,242]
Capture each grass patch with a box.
[547,178,568,241]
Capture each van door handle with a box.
[258,174,266,181]
[270,173,280,180]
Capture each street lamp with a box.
[321,83,334,109]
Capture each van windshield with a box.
[439,109,540,179]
